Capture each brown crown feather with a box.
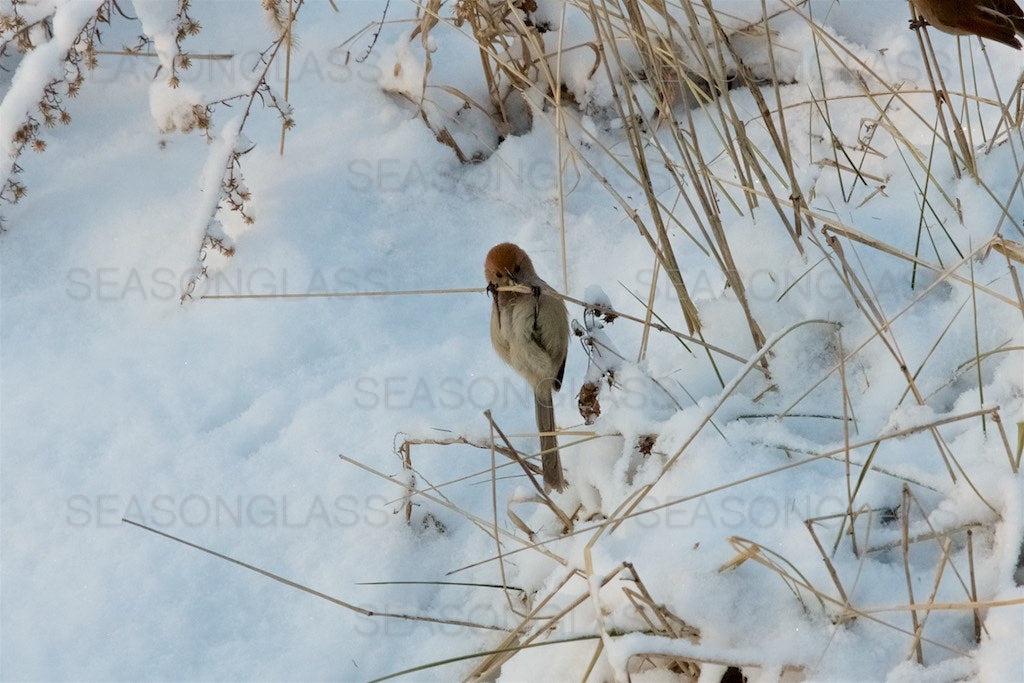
[485,242,531,281]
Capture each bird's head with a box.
[484,242,534,287]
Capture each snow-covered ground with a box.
[2,1,1023,680]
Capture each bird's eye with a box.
[513,265,521,274]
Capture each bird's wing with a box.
[962,8,1023,46]
[986,0,1024,34]
[554,352,566,391]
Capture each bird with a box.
[484,243,570,492]
[909,0,1024,49]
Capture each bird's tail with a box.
[534,389,566,492]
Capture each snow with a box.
[2,1,1023,681]
[0,0,104,187]
[131,0,180,74]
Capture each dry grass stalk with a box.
[836,330,858,554]
[338,453,571,568]
[820,233,961,482]
[624,652,803,681]
[277,0,295,155]
[387,431,604,508]
[781,2,1024,235]
[588,0,800,358]
[723,537,973,656]
[620,562,702,678]
[452,406,1001,576]
[203,286,488,300]
[863,521,982,555]
[468,564,625,679]
[804,519,850,612]
[899,489,997,614]
[967,530,981,644]
[586,0,703,336]
[92,49,233,59]
[906,0,976,179]
[485,417,527,618]
[989,410,1020,472]
[908,537,963,661]
[815,231,1007,514]
[782,232,1023,421]
[694,0,806,247]
[900,486,924,663]
[122,518,506,631]
[991,237,1024,265]
[484,410,574,531]
[796,485,1005,659]
[453,0,545,138]
[861,596,1024,614]
[607,319,837,534]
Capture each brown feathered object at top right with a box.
[910,0,1024,48]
